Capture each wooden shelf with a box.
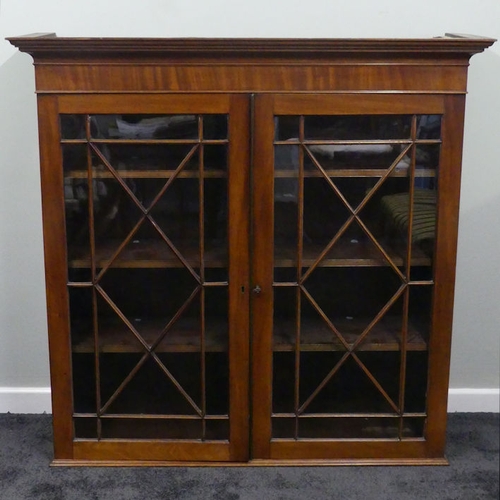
[274,316,427,352]
[275,239,431,268]
[68,240,227,269]
[271,415,425,440]
[72,316,426,354]
[72,318,228,353]
[68,238,429,269]
[65,169,227,179]
[61,138,228,145]
[275,168,436,178]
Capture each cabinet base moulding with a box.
[50,457,450,467]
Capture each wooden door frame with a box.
[40,93,251,463]
[250,93,460,463]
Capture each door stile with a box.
[227,94,251,461]
[424,94,466,456]
[250,95,276,458]
[37,94,74,459]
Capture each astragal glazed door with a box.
[43,94,250,462]
[251,94,461,462]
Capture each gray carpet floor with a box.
[0,413,498,500]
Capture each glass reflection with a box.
[62,111,231,441]
[272,112,440,440]
[304,115,412,140]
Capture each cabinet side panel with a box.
[425,95,467,456]
[37,95,74,459]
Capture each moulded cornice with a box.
[7,33,496,61]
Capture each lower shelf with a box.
[71,316,427,353]
[74,415,229,440]
[274,316,427,352]
[271,414,426,439]
[72,318,227,353]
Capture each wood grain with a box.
[37,95,74,459]
[425,95,467,457]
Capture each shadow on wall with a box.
[451,48,500,389]
[452,193,500,388]
[0,50,49,386]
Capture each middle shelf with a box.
[67,238,431,269]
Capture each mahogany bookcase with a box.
[9,33,494,465]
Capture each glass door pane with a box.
[63,111,234,442]
[270,110,440,442]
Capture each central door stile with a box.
[227,94,252,461]
[251,95,276,459]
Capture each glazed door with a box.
[41,94,250,462]
[251,94,463,461]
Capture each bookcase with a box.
[8,33,494,465]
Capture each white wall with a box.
[0,0,499,412]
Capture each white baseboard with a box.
[0,387,52,414]
[447,388,499,413]
[0,387,498,414]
